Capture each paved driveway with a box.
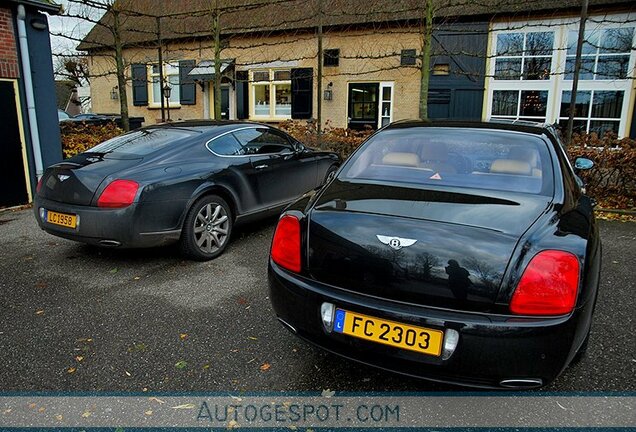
[0,208,634,392]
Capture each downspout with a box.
[16,4,44,179]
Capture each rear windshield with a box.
[87,128,195,156]
[340,127,554,196]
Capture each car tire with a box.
[323,165,338,185]
[180,195,233,261]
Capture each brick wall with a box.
[0,7,19,79]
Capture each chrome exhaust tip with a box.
[277,318,297,333]
[499,378,543,389]
[99,240,121,247]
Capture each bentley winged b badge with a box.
[376,235,417,251]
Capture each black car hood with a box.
[306,181,551,312]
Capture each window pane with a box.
[492,90,518,116]
[523,56,551,80]
[558,119,588,134]
[565,57,595,80]
[567,30,600,55]
[253,71,269,82]
[382,102,391,117]
[591,91,623,118]
[494,58,522,80]
[152,76,161,103]
[526,32,554,56]
[600,28,634,54]
[589,120,619,136]
[273,70,291,81]
[274,83,291,116]
[382,87,392,101]
[519,91,548,117]
[89,128,195,156]
[168,75,180,103]
[210,134,245,156]
[596,55,630,79]
[254,84,270,116]
[152,64,159,74]
[560,91,591,118]
[496,33,523,56]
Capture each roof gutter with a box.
[16,4,44,179]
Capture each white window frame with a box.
[485,12,636,137]
[148,62,181,108]
[379,82,394,128]
[249,69,292,121]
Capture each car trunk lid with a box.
[306,181,551,312]
[39,153,142,206]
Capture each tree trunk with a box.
[212,3,222,120]
[112,6,130,131]
[418,0,434,121]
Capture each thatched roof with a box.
[77,0,633,51]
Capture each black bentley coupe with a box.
[268,120,600,389]
[35,121,340,260]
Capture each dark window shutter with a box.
[131,64,148,106]
[236,70,249,119]
[291,67,313,119]
[179,60,196,105]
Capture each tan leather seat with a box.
[490,159,532,176]
[508,147,542,177]
[381,152,420,167]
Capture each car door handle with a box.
[255,164,268,170]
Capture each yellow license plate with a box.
[46,210,77,229]
[333,309,444,356]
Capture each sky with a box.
[47,0,103,57]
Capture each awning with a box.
[188,60,234,82]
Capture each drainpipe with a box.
[16,4,44,179]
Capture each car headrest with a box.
[508,147,540,168]
[421,142,449,161]
[382,152,420,167]
[490,159,532,176]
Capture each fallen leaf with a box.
[175,360,188,370]
[109,268,118,274]
[149,397,165,404]
[228,419,239,429]
[179,333,188,340]
[171,403,196,410]
[67,367,76,374]
[55,414,63,421]
[144,410,153,416]
[75,355,84,362]
[133,276,141,280]
[203,364,211,370]
[125,371,131,377]
[81,411,91,418]
[35,310,44,315]
[35,281,47,289]
[259,362,271,371]
[28,403,36,409]
[4,408,12,414]
[321,389,335,398]
[38,407,45,413]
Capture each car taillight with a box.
[510,250,580,316]
[36,177,43,194]
[97,179,139,208]
[271,214,301,273]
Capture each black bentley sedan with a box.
[35,121,340,260]
[268,120,600,389]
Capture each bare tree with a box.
[419,0,435,120]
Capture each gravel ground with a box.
[0,208,634,392]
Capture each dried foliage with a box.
[60,121,124,159]
[279,120,373,159]
[566,133,636,210]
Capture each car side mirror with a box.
[574,157,594,171]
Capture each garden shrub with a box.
[566,133,635,210]
[60,121,124,159]
[279,120,373,159]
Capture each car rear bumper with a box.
[33,196,181,248]
[268,260,589,389]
